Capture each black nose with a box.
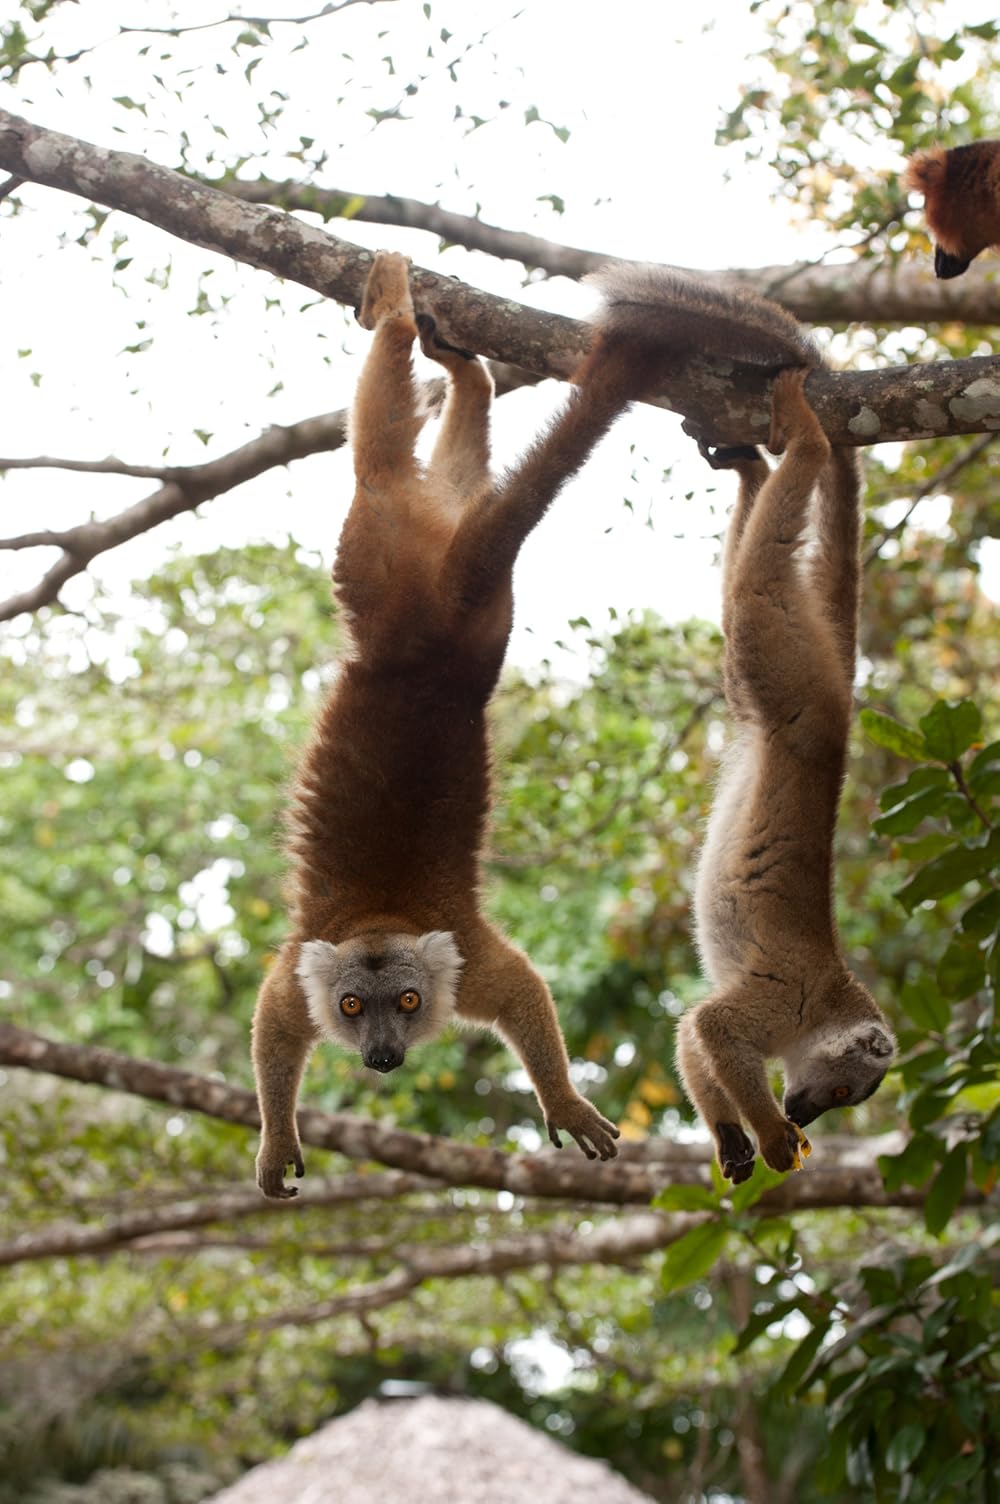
[783,1092,816,1127]
[364,1047,403,1074]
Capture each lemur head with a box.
[782,980,896,1129]
[296,930,463,1073]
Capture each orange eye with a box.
[399,990,421,1013]
[340,994,362,1017]
[833,1085,850,1101]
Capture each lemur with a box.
[253,254,718,1198]
[583,270,896,1184]
[905,140,1000,278]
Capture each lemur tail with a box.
[586,263,823,371]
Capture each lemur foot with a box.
[357,250,414,329]
[545,1094,620,1161]
[716,1121,756,1184]
[767,367,829,458]
[416,311,476,362]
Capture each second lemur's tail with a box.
[586,263,823,372]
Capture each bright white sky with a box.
[0,0,991,669]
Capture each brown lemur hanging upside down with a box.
[904,139,1000,279]
[580,274,898,1185]
[253,253,720,1198]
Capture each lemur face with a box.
[296,930,463,1072]
[784,1021,895,1128]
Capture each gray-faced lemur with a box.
[252,253,721,1198]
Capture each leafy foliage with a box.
[2,2,999,1501]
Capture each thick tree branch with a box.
[224,176,1000,326]
[3,109,999,452]
[1,1022,989,1216]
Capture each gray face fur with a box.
[297,931,464,1073]
[783,1020,896,1128]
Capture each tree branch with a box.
[863,431,996,566]
[234,1211,697,1339]
[3,109,999,452]
[1,1022,990,1215]
[117,0,398,36]
[223,176,1000,325]
[0,365,542,621]
[0,1171,439,1267]
[0,409,351,620]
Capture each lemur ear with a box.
[296,939,340,989]
[414,930,464,997]
[862,1024,895,1060]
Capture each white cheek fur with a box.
[296,940,345,1040]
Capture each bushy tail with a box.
[442,265,821,600]
[587,262,822,371]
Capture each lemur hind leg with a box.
[417,313,494,499]
[352,252,423,485]
[724,371,845,736]
[810,445,862,687]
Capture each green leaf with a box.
[880,1133,942,1192]
[919,699,982,762]
[896,829,1000,911]
[899,977,949,1031]
[878,767,950,812]
[936,938,987,1000]
[873,785,951,836]
[928,1450,986,1495]
[659,1220,728,1293]
[924,1142,969,1236]
[860,709,927,761]
[885,1421,926,1474]
[728,1157,786,1212]
[969,739,1000,781]
[777,1316,830,1394]
[731,1295,804,1355]
[651,1184,719,1212]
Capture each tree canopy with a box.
[0,4,998,1503]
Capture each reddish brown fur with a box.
[252,254,697,1197]
[905,140,1000,276]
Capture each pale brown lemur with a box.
[905,139,1000,278]
[597,277,901,1183]
[253,253,730,1198]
